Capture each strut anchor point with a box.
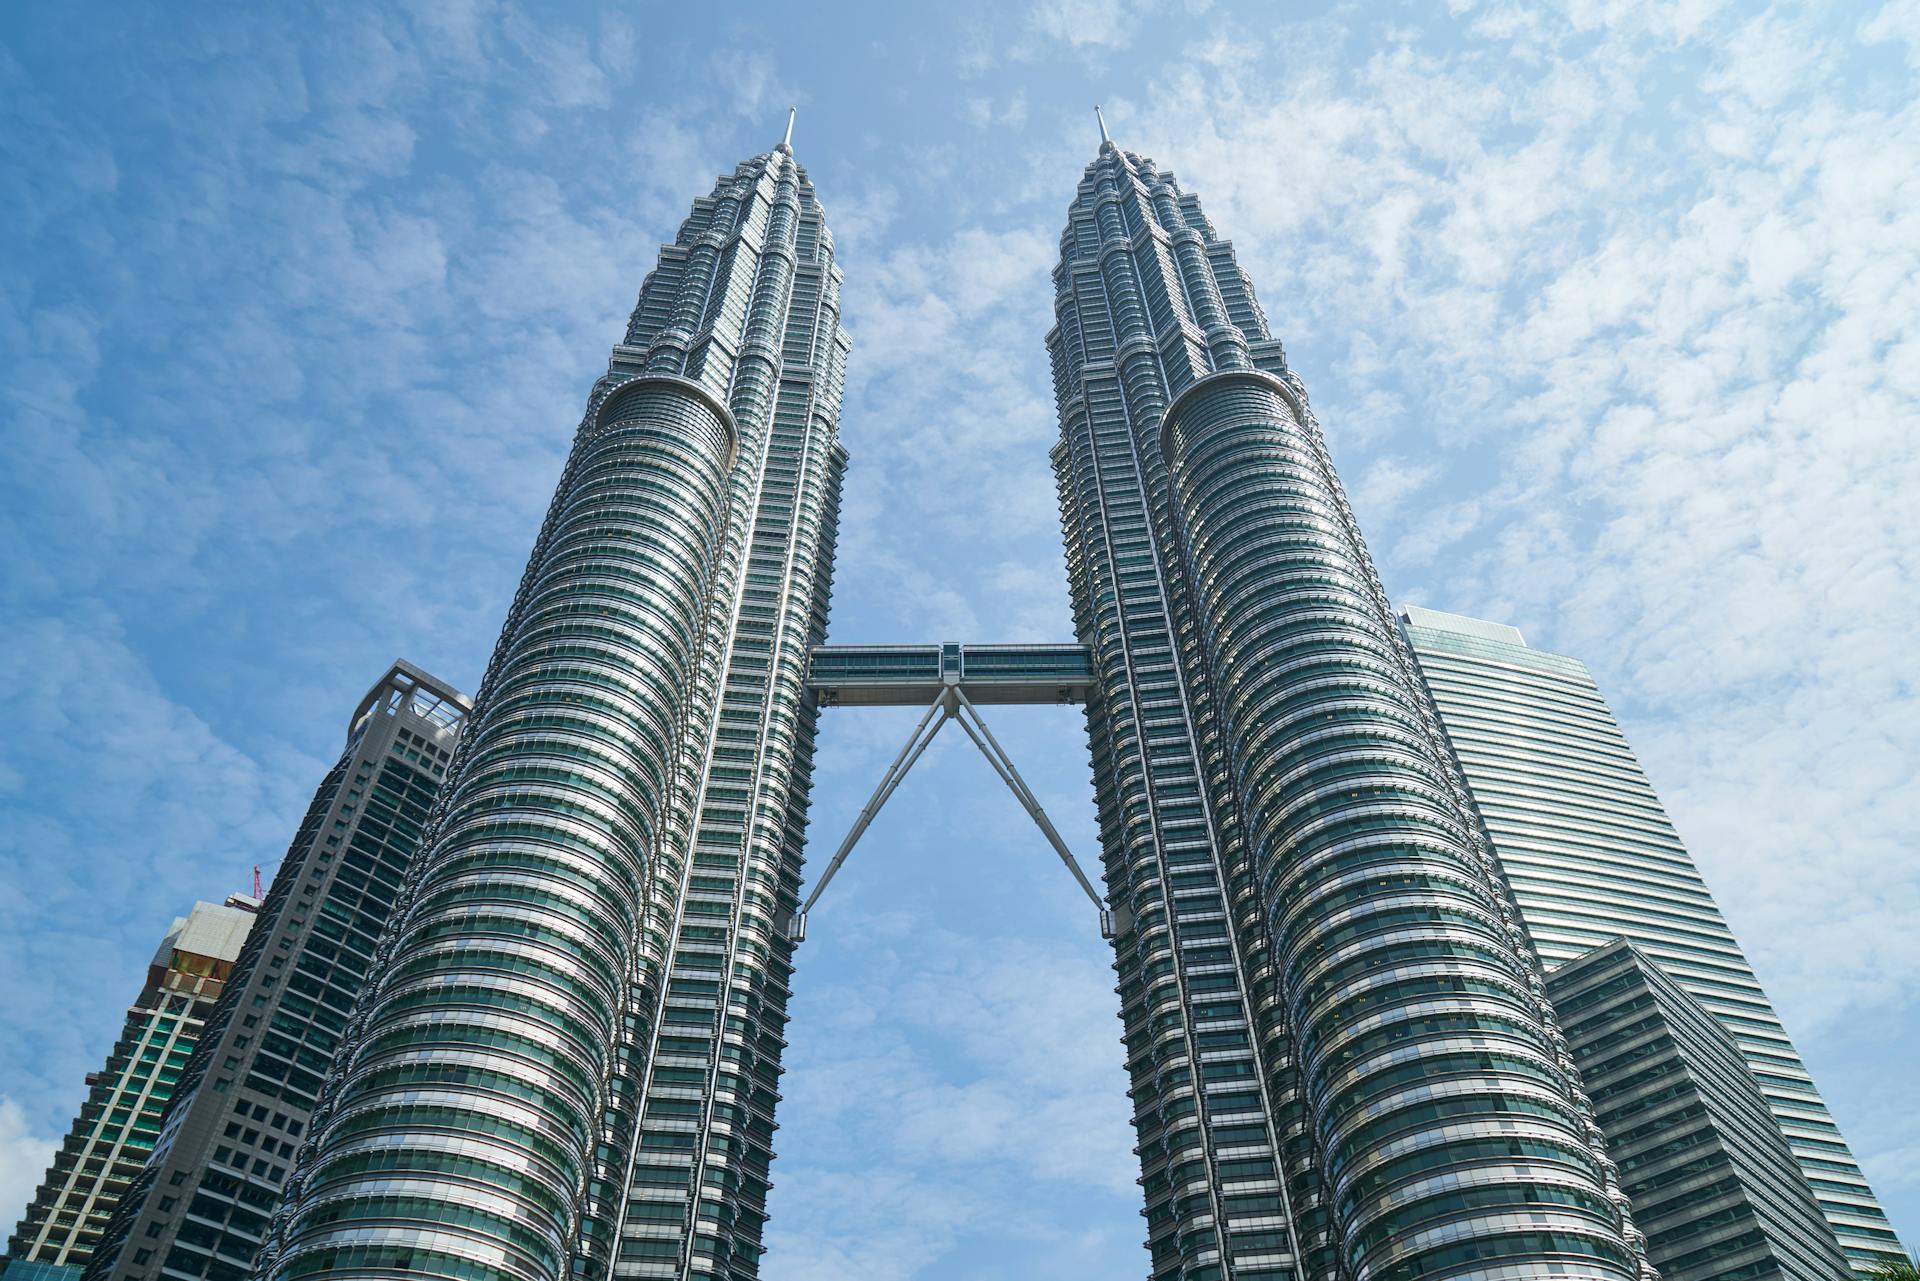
[777,908,806,943]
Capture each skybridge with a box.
[791,642,1127,942]
[807,642,1096,706]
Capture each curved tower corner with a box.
[1048,139,1652,1281]
[257,139,850,1281]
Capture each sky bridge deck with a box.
[807,642,1095,706]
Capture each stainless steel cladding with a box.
[260,135,849,1281]
[1048,135,1651,1281]
[262,380,736,1281]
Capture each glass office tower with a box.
[1548,941,1851,1281]
[1047,134,1650,1281]
[1401,606,1904,1272]
[7,898,258,1277]
[82,662,469,1281]
[257,130,847,1281]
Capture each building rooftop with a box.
[153,899,257,969]
[1400,604,1528,648]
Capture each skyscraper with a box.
[7,897,258,1278]
[82,661,469,1281]
[1400,606,1904,1272]
[1045,129,1650,1281]
[257,121,847,1281]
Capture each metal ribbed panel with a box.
[1160,369,1641,1281]
[1049,142,1320,1281]
[606,145,847,1281]
[260,381,737,1281]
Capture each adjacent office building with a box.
[78,661,470,1281]
[1401,606,1902,1272]
[1549,940,1853,1281]
[6,897,259,1278]
[256,126,847,1281]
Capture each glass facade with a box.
[1548,940,1851,1281]
[8,900,258,1274]
[256,136,847,1281]
[76,662,469,1281]
[5,1261,93,1281]
[1401,606,1905,1272]
[1046,140,1650,1281]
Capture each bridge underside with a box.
[795,641,1121,939]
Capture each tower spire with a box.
[1096,103,1111,146]
[779,106,796,152]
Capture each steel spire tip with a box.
[1096,103,1111,145]
[780,106,796,151]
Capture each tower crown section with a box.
[615,145,847,413]
[1045,143,1288,425]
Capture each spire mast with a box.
[1096,103,1111,145]
[780,106,796,152]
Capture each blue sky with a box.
[2,1,1916,1274]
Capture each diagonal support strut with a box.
[783,685,1130,943]
[784,691,949,941]
[949,687,1110,918]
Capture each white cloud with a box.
[705,47,793,124]
[772,921,1143,1279]
[964,91,1030,130]
[1028,0,1155,50]
[0,1098,58,1231]
[1025,0,1215,53]
[1352,455,1440,520]
[0,617,313,1131]
[832,220,1068,641]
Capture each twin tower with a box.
[219,128,1737,1281]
